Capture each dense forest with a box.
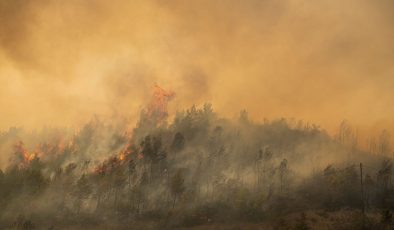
[0,99,393,229]
[1,0,394,229]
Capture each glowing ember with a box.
[118,151,127,161]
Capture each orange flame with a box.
[117,140,134,162]
[23,152,37,162]
[118,151,127,161]
[14,141,38,167]
[146,84,175,124]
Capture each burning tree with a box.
[133,84,175,141]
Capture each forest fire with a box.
[146,84,175,124]
[1,0,394,228]
[118,151,126,161]
[2,103,394,230]
[13,141,39,167]
[117,144,133,162]
[23,152,37,163]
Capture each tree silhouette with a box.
[278,158,288,194]
[170,169,185,208]
[72,174,92,214]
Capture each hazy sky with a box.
[0,0,393,142]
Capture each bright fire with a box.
[13,141,38,167]
[118,152,126,161]
[146,84,175,124]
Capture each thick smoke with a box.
[0,0,394,144]
[0,98,391,229]
[1,1,394,228]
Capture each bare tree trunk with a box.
[173,195,177,208]
[360,163,365,215]
[114,188,118,210]
[96,192,102,212]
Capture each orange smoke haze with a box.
[0,0,394,146]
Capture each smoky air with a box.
[1,1,394,229]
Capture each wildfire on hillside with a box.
[116,84,174,162]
